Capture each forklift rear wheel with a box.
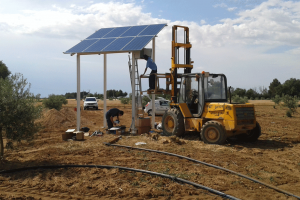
[200,121,227,144]
[162,108,184,137]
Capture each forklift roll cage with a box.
[176,73,228,117]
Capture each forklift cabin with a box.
[178,72,228,117]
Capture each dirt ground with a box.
[0,100,300,200]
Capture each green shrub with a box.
[282,95,298,115]
[232,95,248,104]
[120,98,130,105]
[272,95,281,108]
[286,110,292,117]
[43,94,68,110]
[142,95,150,107]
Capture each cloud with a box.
[0,2,168,40]
[195,0,300,49]
[288,47,300,55]
[1,0,299,50]
[228,7,237,11]
[213,3,228,8]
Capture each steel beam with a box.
[76,54,81,131]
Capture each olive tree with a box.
[43,94,68,111]
[272,95,281,108]
[0,73,42,158]
[282,94,298,117]
[0,61,11,79]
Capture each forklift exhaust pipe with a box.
[229,86,232,104]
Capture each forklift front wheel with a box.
[162,108,184,137]
[200,121,227,145]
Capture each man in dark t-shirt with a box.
[106,108,124,129]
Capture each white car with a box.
[83,97,98,110]
[144,98,170,116]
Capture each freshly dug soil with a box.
[0,100,300,200]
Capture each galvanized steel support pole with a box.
[103,54,107,128]
[151,37,156,129]
[131,53,136,134]
[76,54,81,131]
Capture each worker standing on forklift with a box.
[106,108,124,129]
[142,55,157,90]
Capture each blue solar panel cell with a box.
[103,37,134,51]
[65,39,99,53]
[84,38,116,52]
[120,25,147,37]
[87,28,114,39]
[122,36,153,51]
[139,24,166,36]
[103,26,131,38]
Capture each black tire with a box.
[237,122,261,142]
[162,108,185,136]
[96,107,98,110]
[148,109,152,116]
[84,107,86,110]
[200,121,227,144]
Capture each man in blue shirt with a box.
[142,55,157,90]
[106,108,124,129]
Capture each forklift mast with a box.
[171,25,193,103]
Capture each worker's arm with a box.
[142,67,147,76]
[110,116,115,126]
[142,59,150,76]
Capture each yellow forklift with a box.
[143,25,261,145]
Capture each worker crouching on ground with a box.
[106,108,124,129]
[142,54,157,90]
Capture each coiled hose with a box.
[104,143,300,199]
[0,164,240,200]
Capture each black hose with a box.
[0,164,240,200]
[104,143,300,199]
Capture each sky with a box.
[0,0,299,98]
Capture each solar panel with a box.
[103,26,131,38]
[84,38,116,52]
[86,28,114,39]
[103,37,134,52]
[65,39,98,53]
[120,25,147,37]
[64,23,166,54]
[122,36,153,51]
[138,24,166,36]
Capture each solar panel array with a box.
[65,24,166,54]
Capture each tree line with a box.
[230,78,300,100]
[64,90,128,100]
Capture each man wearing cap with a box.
[106,108,124,129]
[142,55,157,90]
